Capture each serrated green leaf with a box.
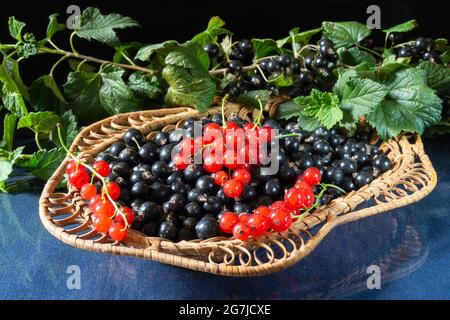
[336,78,389,122]
[294,89,342,129]
[128,72,163,100]
[367,68,442,139]
[17,111,59,133]
[338,47,376,66]
[276,27,322,48]
[15,148,66,180]
[269,74,294,87]
[235,90,270,108]
[8,16,25,40]
[53,110,79,147]
[191,16,232,47]
[99,65,141,115]
[1,114,17,151]
[322,21,371,49]
[251,39,280,60]
[134,40,178,61]
[275,100,302,120]
[0,147,24,192]
[163,65,215,113]
[417,61,450,95]
[165,42,210,71]
[75,7,140,46]
[0,64,28,116]
[383,19,418,34]
[46,14,65,39]
[113,41,142,64]
[298,113,321,131]
[63,71,107,124]
[29,75,67,114]
[3,59,29,102]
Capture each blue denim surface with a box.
[0,136,448,300]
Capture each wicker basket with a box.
[39,99,437,276]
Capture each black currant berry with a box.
[151,160,170,178]
[203,43,219,57]
[130,181,150,199]
[137,201,162,222]
[264,178,282,198]
[202,196,223,214]
[159,221,178,240]
[177,228,195,241]
[154,131,169,147]
[123,129,143,147]
[354,171,373,188]
[142,223,158,236]
[108,142,126,157]
[228,60,243,75]
[195,217,218,240]
[372,155,391,173]
[196,176,216,194]
[238,39,253,54]
[184,202,203,218]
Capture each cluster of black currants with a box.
[277,122,391,205]
[203,38,339,99]
[395,36,441,64]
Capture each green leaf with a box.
[0,64,28,116]
[68,59,96,72]
[251,39,280,60]
[46,13,65,39]
[63,71,107,124]
[337,47,376,66]
[75,7,140,46]
[269,74,294,87]
[162,65,215,113]
[53,110,79,147]
[276,27,322,48]
[17,111,59,133]
[128,72,163,100]
[0,147,24,192]
[134,40,179,61]
[441,51,450,64]
[1,114,17,151]
[15,148,66,180]
[434,38,449,51]
[294,89,343,129]
[367,68,442,139]
[298,113,321,131]
[417,61,450,95]
[191,16,232,47]
[99,65,141,115]
[235,90,271,108]
[322,21,371,49]
[29,75,67,114]
[336,78,389,122]
[383,19,418,34]
[113,42,142,63]
[8,16,25,40]
[3,59,29,102]
[276,100,302,120]
[165,42,210,71]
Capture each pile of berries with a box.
[204,38,338,98]
[68,113,392,243]
[66,158,133,242]
[395,36,441,64]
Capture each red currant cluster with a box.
[66,158,132,242]
[218,167,321,240]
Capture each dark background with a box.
[0,0,449,84]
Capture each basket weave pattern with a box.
[39,101,437,276]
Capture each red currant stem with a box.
[253,96,264,128]
[221,94,229,129]
[319,183,345,194]
[276,133,302,139]
[57,124,130,228]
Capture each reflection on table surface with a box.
[0,136,449,300]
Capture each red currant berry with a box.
[226,121,239,131]
[203,153,223,173]
[239,214,250,224]
[173,152,190,170]
[223,179,243,198]
[284,188,304,210]
[243,123,256,132]
[179,137,195,156]
[108,222,128,241]
[88,194,104,209]
[114,207,134,225]
[93,200,115,218]
[69,170,90,189]
[233,222,252,241]
[80,183,97,200]
[303,167,322,186]
[270,201,291,212]
[93,160,111,177]
[104,182,121,200]
[213,171,229,186]
[294,180,312,191]
[203,123,223,144]
[247,213,270,236]
[93,215,113,233]
[298,187,314,209]
[269,208,292,232]
[66,159,85,175]
[223,149,239,169]
[258,126,274,143]
[254,206,271,217]
[218,212,239,233]
[225,128,245,149]
[232,168,251,185]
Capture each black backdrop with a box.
[0,0,449,84]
